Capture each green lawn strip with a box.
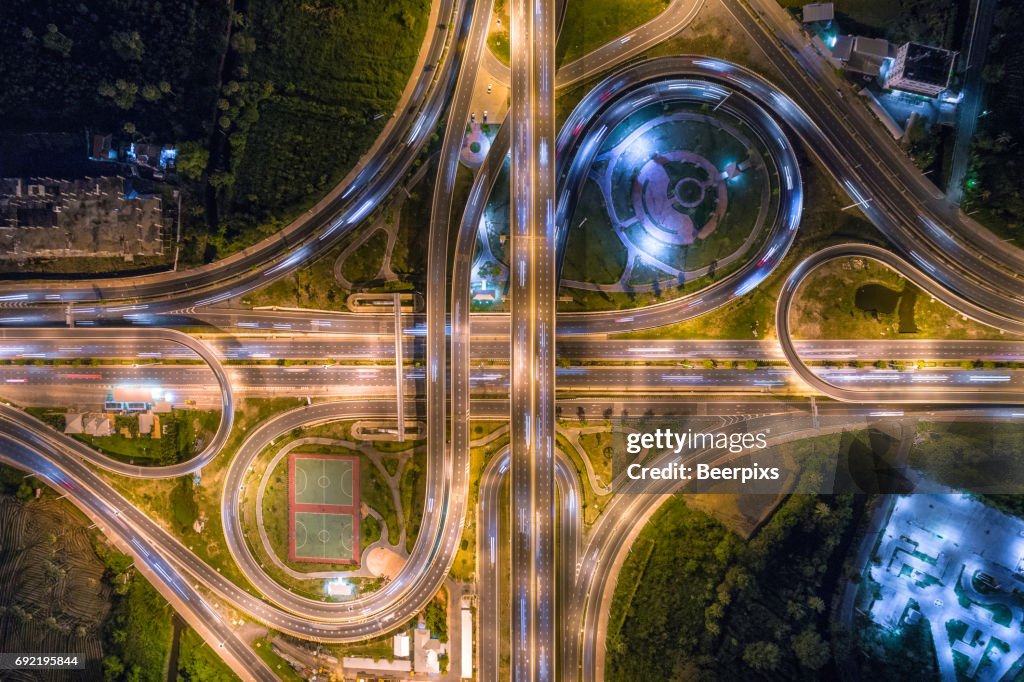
[488,31,511,66]
[401,449,428,553]
[360,452,401,545]
[561,179,627,284]
[177,626,238,681]
[576,430,614,485]
[362,514,382,546]
[451,426,510,581]
[392,171,434,282]
[554,432,608,525]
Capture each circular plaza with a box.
[561,100,776,293]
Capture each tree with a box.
[176,141,209,181]
[42,24,74,57]
[16,480,34,500]
[791,628,830,670]
[141,84,161,102]
[110,30,145,61]
[102,655,124,681]
[742,641,781,672]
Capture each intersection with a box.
[0,0,1022,680]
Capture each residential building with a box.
[886,42,957,96]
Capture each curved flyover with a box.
[776,243,1024,404]
[0,328,233,478]
[0,0,473,323]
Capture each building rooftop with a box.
[831,34,854,61]
[0,175,163,260]
[801,2,834,23]
[854,36,891,60]
[897,42,957,89]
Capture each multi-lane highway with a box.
[6,334,1024,363]
[509,0,559,676]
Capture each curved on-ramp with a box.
[776,243,1024,404]
[0,328,233,478]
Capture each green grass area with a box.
[360,454,401,545]
[790,258,1009,341]
[488,31,511,66]
[554,433,609,525]
[253,637,305,682]
[557,0,670,65]
[450,423,509,581]
[392,171,434,283]
[561,180,627,284]
[576,430,614,487]
[401,451,428,553]
[242,240,350,310]
[178,627,238,682]
[362,513,382,546]
[340,228,389,285]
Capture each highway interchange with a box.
[0,0,1022,679]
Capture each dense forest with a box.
[607,437,867,680]
[0,0,429,266]
[966,0,1024,245]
